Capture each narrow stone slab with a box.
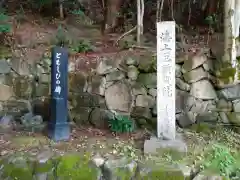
[144,135,187,155]
[157,21,176,140]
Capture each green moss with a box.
[157,148,186,162]
[56,154,98,180]
[0,46,12,59]
[139,166,185,180]
[34,160,54,173]
[215,61,240,85]
[189,123,212,134]
[1,156,33,180]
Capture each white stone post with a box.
[157,21,176,140]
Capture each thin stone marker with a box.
[157,21,176,140]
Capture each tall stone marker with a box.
[49,47,70,141]
[157,21,176,140]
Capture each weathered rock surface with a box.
[105,82,132,112]
[190,80,217,100]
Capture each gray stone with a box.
[20,112,44,131]
[175,64,182,78]
[0,60,11,74]
[106,70,125,81]
[0,115,14,129]
[196,112,219,122]
[102,158,138,180]
[176,78,191,91]
[217,99,232,112]
[1,100,31,118]
[233,99,240,112]
[144,135,187,155]
[135,95,155,108]
[105,82,133,112]
[190,80,217,100]
[219,112,229,123]
[226,112,240,125]
[87,75,106,96]
[137,73,157,88]
[36,150,54,163]
[39,74,50,83]
[203,59,214,73]
[218,84,240,100]
[132,84,147,96]
[182,53,208,72]
[125,57,138,66]
[148,88,157,97]
[176,90,195,113]
[176,52,188,64]
[96,58,116,75]
[183,67,208,83]
[177,112,196,127]
[136,163,186,179]
[193,173,223,180]
[131,107,152,119]
[190,100,217,113]
[89,108,114,129]
[0,84,14,101]
[70,107,92,125]
[127,65,139,80]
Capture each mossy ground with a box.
[0,125,240,179]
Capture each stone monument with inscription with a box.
[48,47,70,141]
[157,21,176,140]
[144,21,187,154]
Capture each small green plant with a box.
[0,10,11,33]
[108,114,135,133]
[201,144,239,178]
[70,40,93,53]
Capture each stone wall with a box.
[1,49,240,131]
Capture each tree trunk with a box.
[223,0,240,82]
[104,0,123,33]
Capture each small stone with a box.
[196,112,219,122]
[89,108,114,129]
[203,59,214,73]
[137,73,157,89]
[226,112,240,126]
[127,65,139,80]
[190,80,217,100]
[135,95,155,108]
[176,78,190,91]
[125,57,138,66]
[102,158,138,180]
[183,67,208,83]
[233,99,240,112]
[177,112,196,128]
[218,84,240,100]
[87,75,106,96]
[106,70,125,81]
[96,58,116,75]
[131,107,152,119]
[148,88,157,97]
[0,84,14,101]
[132,84,147,96]
[217,99,232,112]
[0,115,14,129]
[182,53,208,72]
[175,64,182,77]
[0,60,11,74]
[219,112,229,123]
